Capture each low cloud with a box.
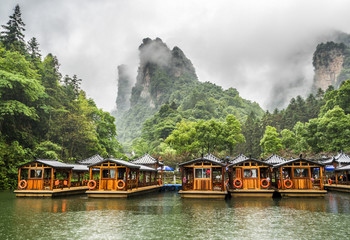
[1,0,350,111]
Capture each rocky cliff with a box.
[116,65,132,114]
[313,42,346,90]
[130,38,198,108]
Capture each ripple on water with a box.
[1,191,350,239]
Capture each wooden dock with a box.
[324,184,350,193]
[86,185,162,198]
[229,189,275,198]
[178,190,228,199]
[14,186,89,197]
[278,189,327,198]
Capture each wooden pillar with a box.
[257,167,261,190]
[99,167,102,190]
[50,168,54,190]
[136,169,139,188]
[211,167,213,190]
[125,168,129,191]
[89,167,92,180]
[68,169,72,188]
[17,168,21,189]
[336,172,338,185]
[308,167,312,189]
[221,167,225,191]
[320,166,324,190]
[280,167,284,190]
[181,167,184,189]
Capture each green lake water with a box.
[1,191,350,239]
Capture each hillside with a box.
[113,38,264,150]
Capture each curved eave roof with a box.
[139,165,157,172]
[131,153,163,166]
[179,158,226,167]
[78,154,104,165]
[18,159,74,169]
[204,153,222,162]
[230,154,249,164]
[228,158,273,167]
[273,158,324,168]
[264,154,287,165]
[88,158,141,169]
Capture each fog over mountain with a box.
[2,0,350,111]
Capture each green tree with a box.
[260,126,282,155]
[281,129,296,150]
[0,4,26,53]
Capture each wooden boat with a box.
[178,155,227,199]
[273,157,327,197]
[86,158,162,198]
[325,163,350,192]
[228,155,275,197]
[14,159,89,197]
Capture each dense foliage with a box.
[0,5,124,189]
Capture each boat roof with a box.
[273,158,324,168]
[204,153,222,162]
[335,165,350,171]
[131,153,163,166]
[88,158,141,169]
[179,157,226,167]
[230,154,249,164]
[264,154,287,165]
[18,159,73,169]
[139,165,157,172]
[78,154,104,165]
[228,157,273,167]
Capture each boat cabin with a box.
[131,153,164,182]
[228,157,273,190]
[87,158,159,191]
[273,157,325,190]
[179,157,226,191]
[17,159,88,190]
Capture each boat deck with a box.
[278,189,327,198]
[324,184,350,193]
[14,186,89,197]
[86,185,163,198]
[228,189,275,198]
[178,190,227,199]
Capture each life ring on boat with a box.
[233,179,243,189]
[284,179,293,189]
[328,179,332,185]
[260,179,270,188]
[117,180,125,190]
[158,179,162,185]
[19,180,27,189]
[88,180,96,190]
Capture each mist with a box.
[1,0,350,111]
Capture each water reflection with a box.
[1,191,350,239]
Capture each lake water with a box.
[1,191,350,239]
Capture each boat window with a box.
[243,169,257,178]
[195,168,211,179]
[110,169,116,178]
[102,169,109,178]
[30,169,42,179]
[294,168,309,178]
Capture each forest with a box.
[0,5,125,189]
[1,5,350,190]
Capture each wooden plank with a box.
[50,168,54,190]
[17,168,21,189]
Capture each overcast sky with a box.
[2,0,350,111]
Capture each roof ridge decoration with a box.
[334,152,350,163]
[230,153,248,164]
